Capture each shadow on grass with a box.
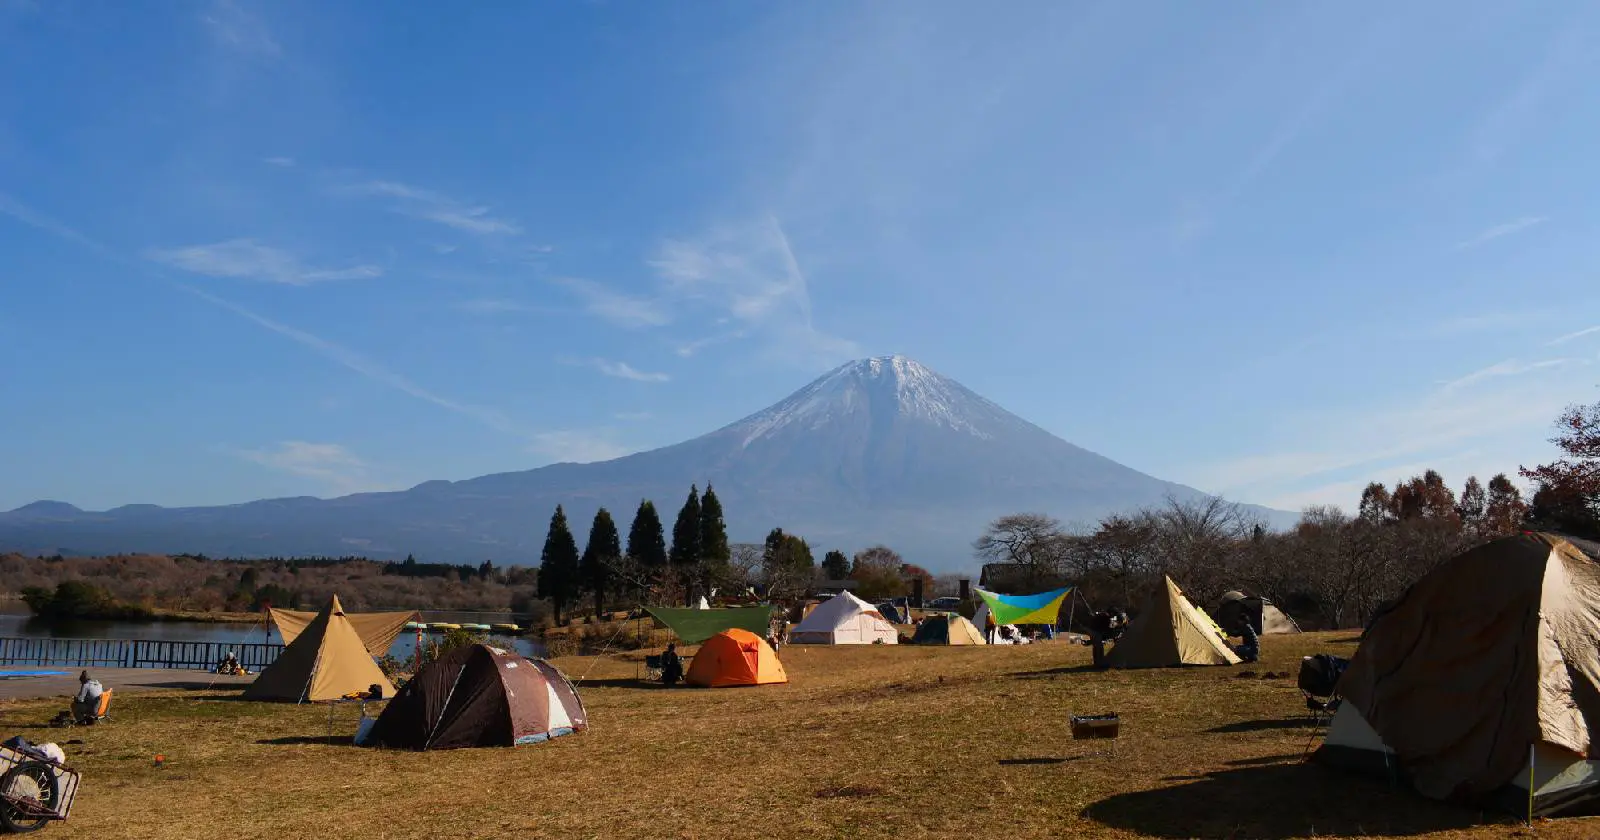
[1083,764,1499,838]
[138,681,249,692]
[1008,664,1105,679]
[1224,753,1304,767]
[1206,718,1311,734]
[256,735,354,747]
[572,678,677,690]
[997,757,1082,766]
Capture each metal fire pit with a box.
[1070,713,1121,755]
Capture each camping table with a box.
[320,698,374,740]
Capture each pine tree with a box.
[626,499,668,578]
[579,508,621,618]
[536,505,581,625]
[821,549,850,580]
[698,484,731,595]
[669,485,702,604]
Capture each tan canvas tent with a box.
[1316,533,1600,816]
[1108,576,1240,668]
[244,595,416,703]
[268,604,415,656]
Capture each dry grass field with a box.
[1,631,1589,839]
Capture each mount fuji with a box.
[0,356,1292,569]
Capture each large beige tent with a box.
[1316,533,1600,816]
[1107,576,1240,668]
[789,592,899,644]
[244,595,416,703]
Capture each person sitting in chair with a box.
[216,650,245,675]
[71,671,104,724]
[660,642,684,687]
[1234,621,1260,663]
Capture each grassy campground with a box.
[1,632,1585,840]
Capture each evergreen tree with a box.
[579,508,621,618]
[626,499,668,576]
[536,505,581,624]
[669,485,702,603]
[821,549,850,580]
[698,484,731,595]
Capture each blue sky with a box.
[2,0,1596,515]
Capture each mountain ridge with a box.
[0,355,1294,569]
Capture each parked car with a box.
[926,596,961,610]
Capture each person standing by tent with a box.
[1088,610,1112,669]
[984,612,997,644]
[660,642,683,687]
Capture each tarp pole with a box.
[1065,588,1079,636]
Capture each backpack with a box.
[1297,653,1348,698]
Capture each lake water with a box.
[0,608,545,664]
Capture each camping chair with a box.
[642,655,663,683]
[78,690,112,726]
[1297,655,1346,727]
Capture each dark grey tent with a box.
[365,644,586,750]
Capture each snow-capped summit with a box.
[721,355,1013,447]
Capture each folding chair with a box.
[642,655,663,682]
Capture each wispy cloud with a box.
[432,243,458,255]
[550,277,670,328]
[263,156,295,168]
[614,411,653,421]
[649,216,858,365]
[453,298,558,316]
[337,180,521,236]
[1452,216,1546,250]
[1188,359,1577,508]
[561,355,670,383]
[1437,357,1574,392]
[0,192,107,253]
[675,331,746,358]
[527,430,634,464]
[234,441,375,494]
[148,239,381,286]
[202,0,280,58]
[1469,27,1585,164]
[1428,310,1553,337]
[1548,325,1600,346]
[179,285,524,435]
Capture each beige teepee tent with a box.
[244,595,416,702]
[1108,576,1240,668]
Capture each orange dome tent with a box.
[685,628,788,688]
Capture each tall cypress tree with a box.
[537,505,581,625]
[579,508,621,618]
[821,549,850,580]
[669,485,703,605]
[698,484,731,594]
[626,499,668,582]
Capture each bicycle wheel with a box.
[0,761,59,834]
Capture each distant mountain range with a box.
[0,356,1296,570]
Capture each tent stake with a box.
[1528,743,1535,827]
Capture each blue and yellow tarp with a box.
[975,586,1072,626]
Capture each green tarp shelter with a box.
[645,605,777,644]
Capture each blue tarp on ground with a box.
[0,668,71,679]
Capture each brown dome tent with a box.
[1317,533,1600,816]
[365,644,586,750]
[1214,591,1302,636]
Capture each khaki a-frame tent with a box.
[1316,533,1600,817]
[1108,576,1240,668]
[244,595,417,703]
[789,592,899,644]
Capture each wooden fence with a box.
[0,637,284,671]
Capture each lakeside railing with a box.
[0,637,284,671]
